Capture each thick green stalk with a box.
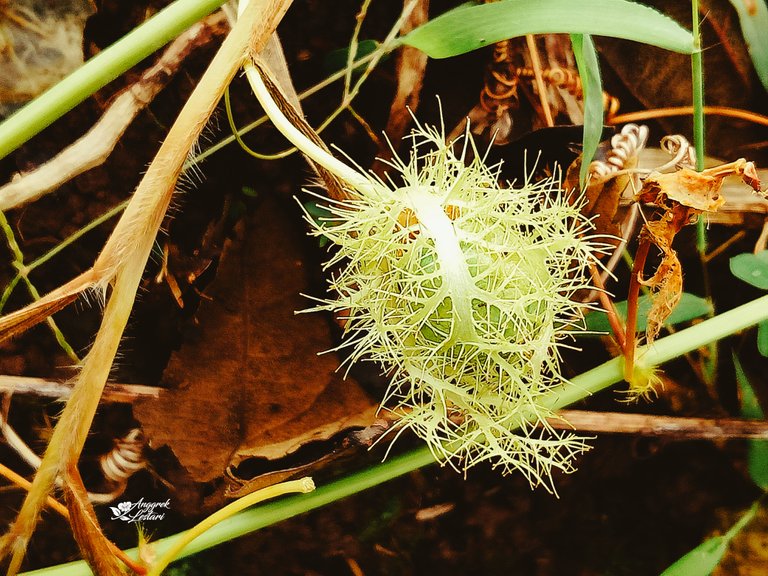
[0,0,227,160]
[691,0,707,252]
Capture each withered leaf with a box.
[134,194,375,486]
[638,168,726,212]
[632,159,757,343]
[564,125,635,243]
[638,215,684,342]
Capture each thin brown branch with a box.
[0,462,69,519]
[526,34,554,127]
[587,262,626,353]
[624,238,651,382]
[609,105,768,128]
[555,409,768,440]
[0,375,159,403]
[63,464,146,575]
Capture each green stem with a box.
[0,0,227,160]
[22,292,768,576]
[244,60,373,192]
[691,0,706,253]
[191,50,381,165]
[0,212,79,362]
[0,201,127,314]
[344,0,373,99]
[723,500,760,542]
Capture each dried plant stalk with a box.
[0,13,228,212]
[0,1,292,572]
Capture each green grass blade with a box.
[400,0,694,59]
[660,535,729,576]
[660,501,759,576]
[571,34,602,187]
[758,320,768,357]
[734,352,768,489]
[728,0,768,92]
[0,0,227,160]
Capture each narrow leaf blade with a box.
[661,501,760,576]
[728,0,768,92]
[758,320,768,357]
[401,0,694,59]
[734,352,768,489]
[660,536,729,576]
[583,293,711,334]
[571,34,602,187]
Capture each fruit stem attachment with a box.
[239,1,373,194]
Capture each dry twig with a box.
[0,13,228,211]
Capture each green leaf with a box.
[571,34,602,188]
[758,320,768,357]
[583,293,712,334]
[734,352,768,490]
[735,352,764,420]
[730,250,768,290]
[324,39,381,75]
[661,501,759,575]
[302,200,332,247]
[400,0,694,59]
[728,0,768,92]
[660,535,729,576]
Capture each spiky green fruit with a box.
[305,124,603,490]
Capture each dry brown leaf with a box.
[134,194,375,489]
[638,215,685,342]
[639,168,726,212]
[569,124,648,246]
[634,159,760,342]
[566,158,627,241]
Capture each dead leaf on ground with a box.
[134,193,376,495]
[564,124,647,243]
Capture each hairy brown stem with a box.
[0,2,293,573]
[63,465,146,575]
